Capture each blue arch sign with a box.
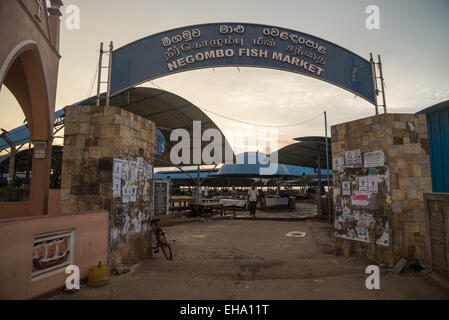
[110,23,376,104]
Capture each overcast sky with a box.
[1,0,448,154]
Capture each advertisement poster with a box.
[364,150,385,168]
[342,181,351,196]
[358,176,368,192]
[332,157,344,171]
[345,149,362,167]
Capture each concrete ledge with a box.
[418,270,449,294]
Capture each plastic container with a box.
[87,261,110,288]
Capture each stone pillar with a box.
[30,140,53,215]
[332,113,431,267]
[60,105,155,266]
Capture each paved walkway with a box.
[53,219,449,300]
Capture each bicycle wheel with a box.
[159,231,173,260]
[151,229,160,255]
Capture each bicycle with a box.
[150,217,173,260]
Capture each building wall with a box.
[0,210,109,300]
[0,0,60,112]
[60,105,156,266]
[0,0,63,217]
[331,113,431,267]
[47,189,61,215]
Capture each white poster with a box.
[113,159,123,179]
[345,149,362,167]
[332,157,344,171]
[122,186,130,203]
[146,164,153,179]
[342,181,351,196]
[121,160,129,184]
[130,185,137,203]
[364,150,385,168]
[358,176,368,192]
[113,177,121,198]
[368,176,379,193]
[137,157,144,166]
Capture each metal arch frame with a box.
[155,158,218,187]
[97,23,383,113]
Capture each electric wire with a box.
[87,63,98,98]
[149,81,323,128]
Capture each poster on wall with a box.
[345,149,362,167]
[335,212,389,246]
[358,176,368,192]
[351,193,369,206]
[334,148,391,247]
[332,157,344,171]
[113,159,122,178]
[130,186,137,203]
[376,221,389,246]
[113,159,122,198]
[113,178,121,198]
[342,181,351,196]
[143,164,153,201]
[364,150,385,168]
[113,157,154,203]
[368,176,379,193]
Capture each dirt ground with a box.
[53,219,449,300]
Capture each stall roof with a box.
[1,87,234,167]
[270,136,332,168]
[0,109,65,151]
[83,87,233,167]
[416,99,449,115]
[216,152,330,178]
[154,168,218,181]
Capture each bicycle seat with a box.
[151,217,160,223]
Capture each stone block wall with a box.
[331,113,431,267]
[60,105,155,266]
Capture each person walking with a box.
[247,184,259,218]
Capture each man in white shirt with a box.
[247,184,259,217]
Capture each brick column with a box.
[332,113,431,267]
[60,105,155,265]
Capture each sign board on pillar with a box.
[33,141,48,159]
[154,180,169,216]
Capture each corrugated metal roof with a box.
[82,87,234,167]
[269,138,332,169]
[216,152,330,177]
[416,99,449,115]
[0,88,233,167]
[0,109,65,151]
[154,169,218,181]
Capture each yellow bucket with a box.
[87,262,110,288]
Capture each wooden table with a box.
[219,199,248,216]
[190,202,224,217]
[169,196,194,212]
